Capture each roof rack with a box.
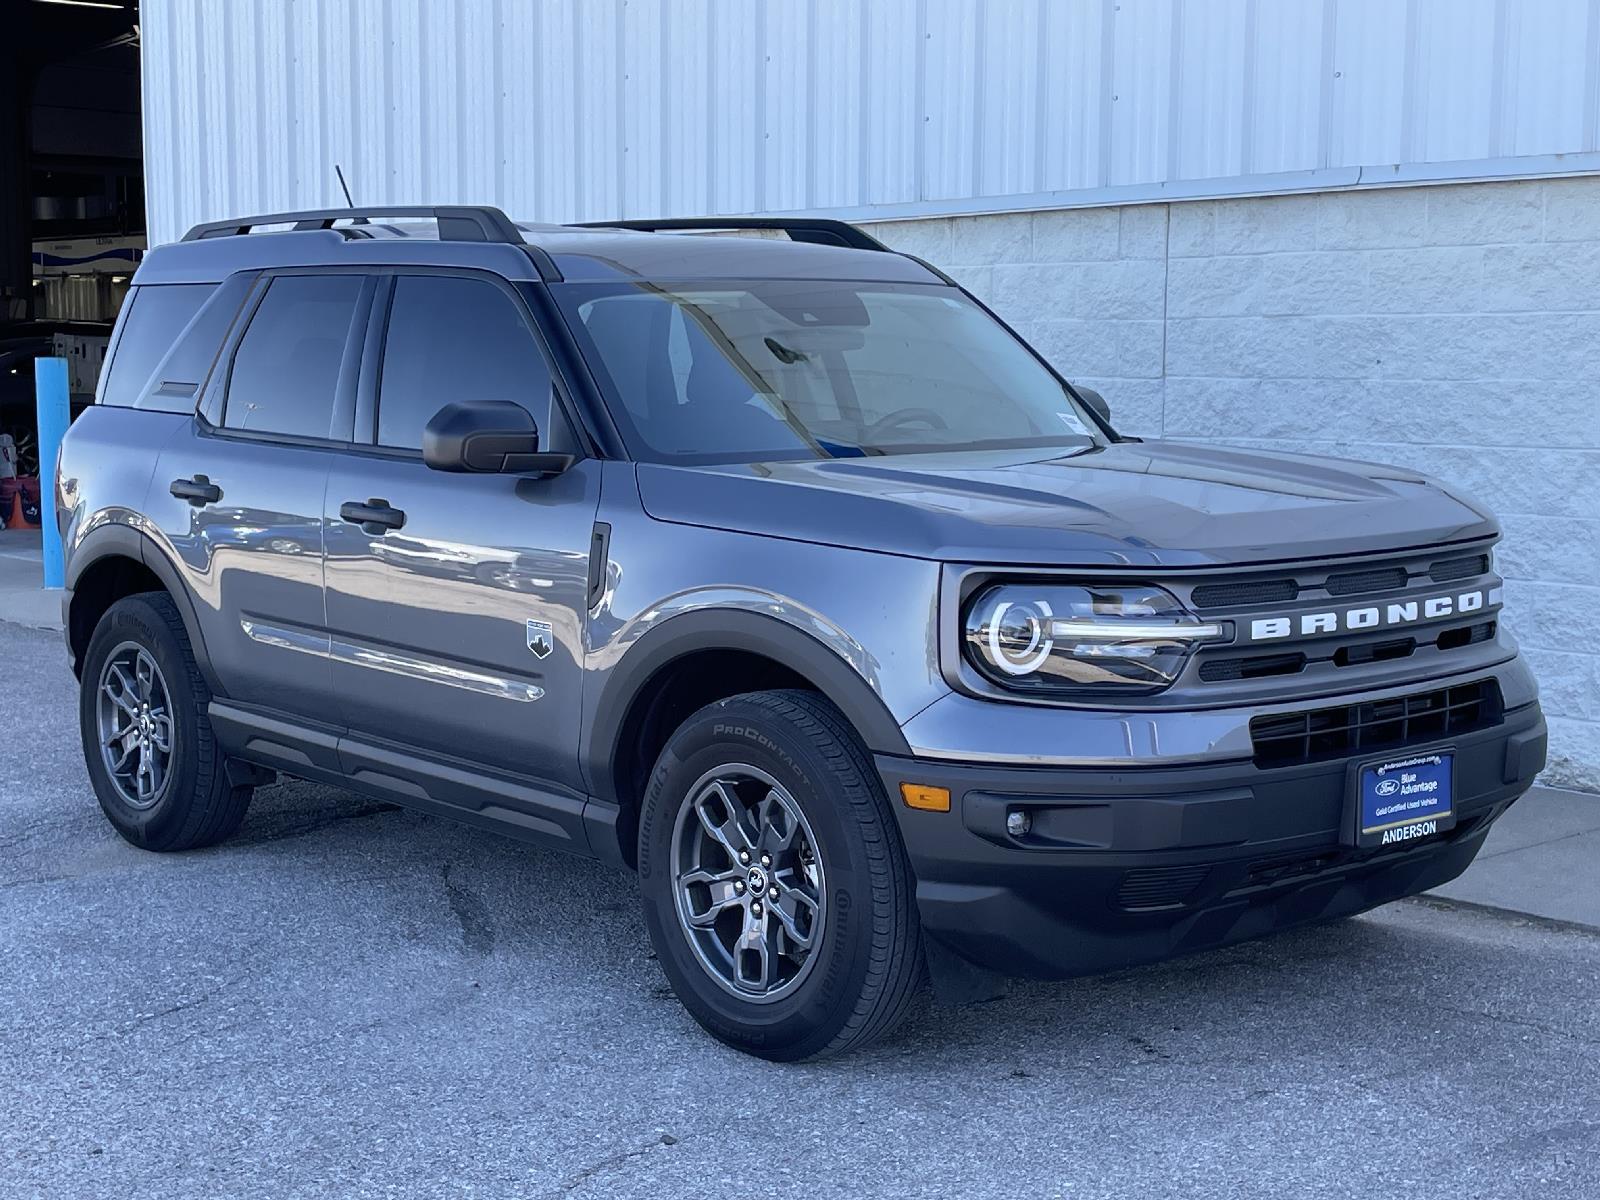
[572,216,889,252]
[182,205,525,245]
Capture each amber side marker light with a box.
[900,783,951,812]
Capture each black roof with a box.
[135,208,946,288]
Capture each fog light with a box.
[1006,809,1032,838]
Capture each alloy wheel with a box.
[670,764,827,1004]
[95,641,174,809]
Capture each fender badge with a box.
[526,619,554,660]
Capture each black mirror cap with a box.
[1074,385,1111,424]
[422,401,573,475]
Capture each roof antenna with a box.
[334,163,355,208]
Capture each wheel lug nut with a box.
[739,850,750,864]
[760,854,771,867]
[752,902,763,917]
[769,885,779,899]
[734,880,745,893]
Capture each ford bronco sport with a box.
[58,206,1546,1060]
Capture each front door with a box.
[323,272,599,794]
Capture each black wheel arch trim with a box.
[65,523,224,696]
[584,607,913,806]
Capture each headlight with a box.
[963,583,1223,696]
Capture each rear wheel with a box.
[638,689,923,1060]
[78,592,253,851]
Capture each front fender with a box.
[583,604,913,806]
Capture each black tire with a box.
[78,592,252,851]
[638,689,924,1061]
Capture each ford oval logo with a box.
[1375,778,1401,796]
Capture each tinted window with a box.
[130,275,256,413]
[558,280,1101,465]
[225,275,363,437]
[377,275,552,449]
[100,284,214,407]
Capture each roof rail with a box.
[181,205,525,245]
[572,216,889,252]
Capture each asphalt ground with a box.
[2,617,1597,1199]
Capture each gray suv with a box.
[58,205,1546,1060]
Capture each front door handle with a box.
[339,498,407,535]
[170,475,222,506]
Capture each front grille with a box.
[1199,652,1306,682]
[1430,553,1490,583]
[1333,637,1415,667]
[1115,865,1211,911]
[1191,578,1299,610]
[1188,547,1494,616]
[1437,620,1496,651]
[1201,617,1493,684]
[1325,565,1408,596]
[1249,679,1503,768]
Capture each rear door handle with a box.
[170,475,222,506]
[339,498,407,534]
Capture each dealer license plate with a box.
[1356,751,1454,848]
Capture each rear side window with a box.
[376,275,553,449]
[100,284,214,407]
[224,275,363,438]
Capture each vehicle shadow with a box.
[221,776,1521,1081]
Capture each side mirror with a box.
[1074,386,1112,424]
[422,401,573,475]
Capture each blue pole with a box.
[34,356,70,590]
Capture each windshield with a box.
[555,280,1105,464]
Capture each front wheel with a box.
[637,690,924,1060]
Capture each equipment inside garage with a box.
[2,0,143,525]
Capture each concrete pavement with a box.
[0,528,60,631]
[1430,785,1600,928]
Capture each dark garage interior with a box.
[2,0,143,492]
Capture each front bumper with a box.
[876,700,1546,979]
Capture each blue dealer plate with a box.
[1358,752,1453,846]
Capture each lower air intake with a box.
[1114,865,1212,911]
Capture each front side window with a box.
[556,280,1102,464]
[224,275,363,437]
[376,275,554,449]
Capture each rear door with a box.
[323,270,600,795]
[147,270,373,729]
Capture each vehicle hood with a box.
[634,441,1498,568]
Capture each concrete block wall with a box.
[870,176,1599,792]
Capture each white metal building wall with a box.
[141,0,1600,244]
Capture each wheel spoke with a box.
[770,886,820,951]
[135,652,157,703]
[679,868,744,928]
[150,715,173,754]
[135,744,153,800]
[733,912,772,991]
[755,789,798,856]
[694,781,756,857]
[105,664,139,714]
